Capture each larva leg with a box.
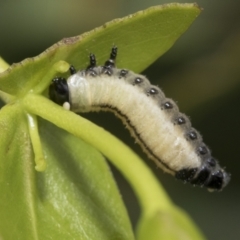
[87,54,97,69]
[69,65,76,75]
[102,47,118,75]
[104,46,117,67]
[86,54,99,77]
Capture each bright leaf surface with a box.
[0,3,203,240]
[0,104,134,239]
[0,3,201,96]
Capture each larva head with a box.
[49,77,69,106]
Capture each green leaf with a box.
[0,3,201,96]
[0,103,134,240]
[136,208,206,240]
[0,103,38,239]
[37,119,134,240]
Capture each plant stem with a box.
[26,113,46,171]
[23,93,173,217]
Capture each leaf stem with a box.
[26,113,46,171]
[23,94,172,216]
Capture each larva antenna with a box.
[104,46,118,68]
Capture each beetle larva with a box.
[49,47,230,191]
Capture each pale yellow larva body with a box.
[49,48,230,191]
[68,71,201,174]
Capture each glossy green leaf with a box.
[0,103,38,239]
[0,104,134,240]
[0,3,201,96]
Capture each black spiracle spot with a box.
[175,116,186,125]
[119,69,128,78]
[148,88,159,95]
[198,146,208,155]
[162,101,173,110]
[188,131,198,140]
[134,77,143,85]
[207,158,216,167]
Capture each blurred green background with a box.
[0,0,239,239]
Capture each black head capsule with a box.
[49,77,69,106]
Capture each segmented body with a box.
[49,47,230,191]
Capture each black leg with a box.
[69,65,76,75]
[87,53,96,69]
[104,46,118,68]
